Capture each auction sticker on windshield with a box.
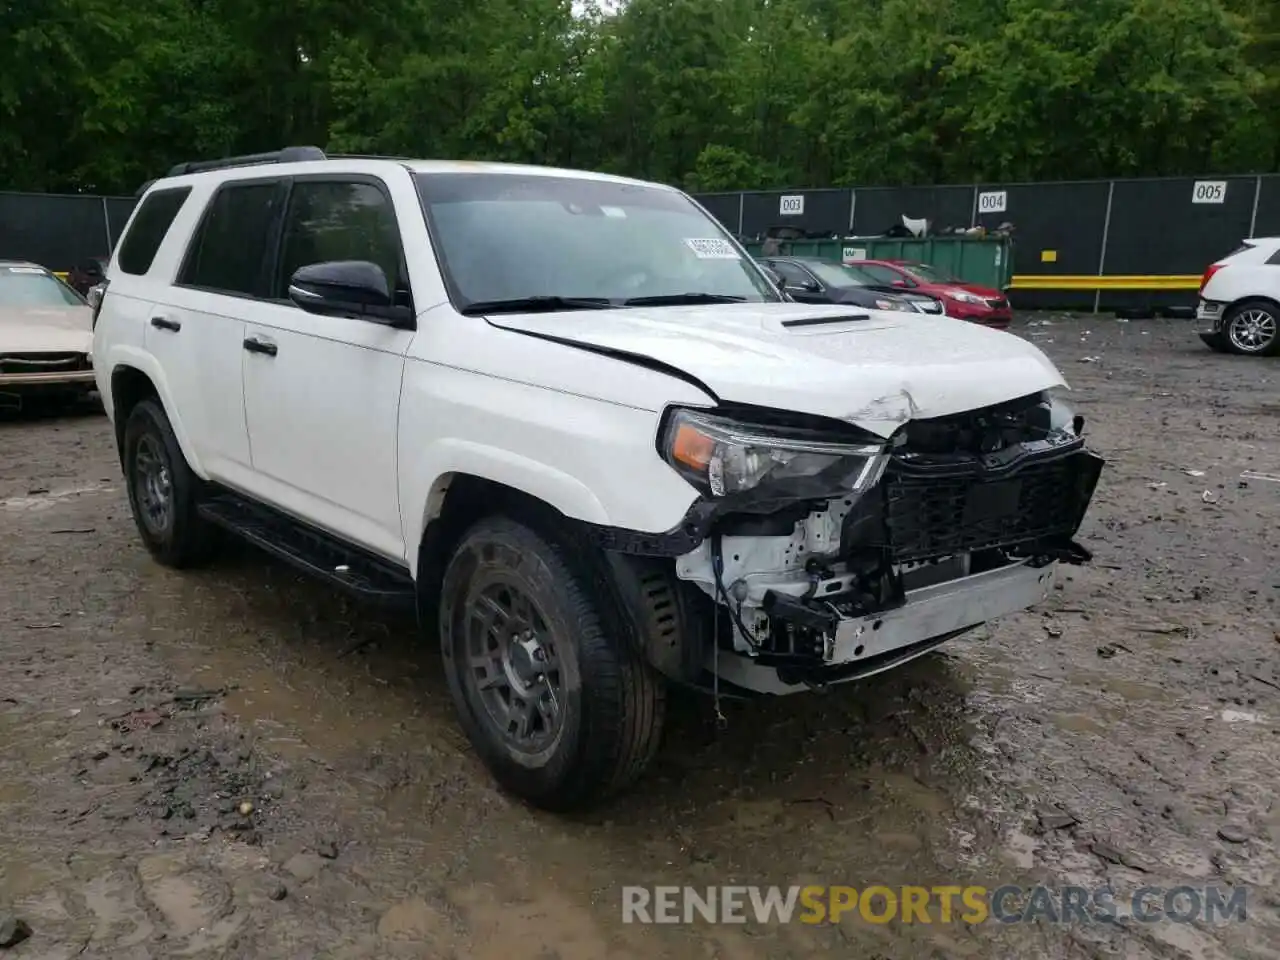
[685,238,740,259]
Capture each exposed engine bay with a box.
[670,391,1104,690]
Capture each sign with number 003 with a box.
[779,195,805,216]
[977,190,1008,214]
[1192,181,1227,204]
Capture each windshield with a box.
[803,261,879,287]
[415,173,779,309]
[902,261,960,284]
[0,266,85,307]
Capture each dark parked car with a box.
[66,257,108,296]
[761,257,944,315]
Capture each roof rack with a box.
[164,146,328,178]
[326,153,416,161]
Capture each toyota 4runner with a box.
[93,147,1104,810]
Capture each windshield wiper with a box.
[460,295,615,315]
[621,292,749,306]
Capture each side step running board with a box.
[197,494,416,607]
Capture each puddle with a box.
[1102,678,1172,702]
[1051,712,1108,736]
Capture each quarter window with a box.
[117,188,191,276]
[275,180,408,304]
[178,180,282,297]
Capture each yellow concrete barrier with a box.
[1009,275,1202,291]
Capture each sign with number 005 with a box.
[1192,181,1227,204]
[779,195,805,216]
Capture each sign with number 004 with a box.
[779,195,805,216]
[977,190,1008,214]
[1192,181,1227,204]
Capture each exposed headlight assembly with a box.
[873,298,911,312]
[661,408,887,498]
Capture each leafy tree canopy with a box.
[2,0,1274,194]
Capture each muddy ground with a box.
[1,314,1278,960]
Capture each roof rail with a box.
[164,146,328,178]
[326,153,417,161]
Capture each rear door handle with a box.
[150,316,181,332]
[243,336,278,357]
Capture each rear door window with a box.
[177,180,284,298]
[117,188,192,276]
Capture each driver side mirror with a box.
[288,261,414,328]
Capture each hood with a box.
[0,305,93,354]
[486,302,1065,438]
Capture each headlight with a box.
[873,298,911,311]
[950,291,985,305]
[1048,396,1078,434]
[660,408,887,497]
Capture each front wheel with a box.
[1223,300,1280,356]
[438,516,666,811]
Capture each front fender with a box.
[415,438,613,539]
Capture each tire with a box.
[121,399,218,568]
[1222,299,1280,356]
[438,516,666,811]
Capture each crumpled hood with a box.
[487,302,1065,437]
[0,306,93,354]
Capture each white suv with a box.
[93,148,1104,810]
[1197,237,1280,355]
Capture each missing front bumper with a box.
[710,558,1057,695]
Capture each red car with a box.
[846,258,1013,330]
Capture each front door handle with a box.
[243,337,278,357]
[150,316,181,332]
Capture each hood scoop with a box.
[781,313,870,329]
[778,317,870,332]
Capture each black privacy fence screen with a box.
[5,173,1280,311]
[694,174,1280,312]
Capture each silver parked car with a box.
[0,261,97,409]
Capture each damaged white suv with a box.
[93,148,1103,810]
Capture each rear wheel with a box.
[122,399,219,568]
[438,516,666,811]
[1223,300,1280,356]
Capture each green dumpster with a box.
[742,235,1013,290]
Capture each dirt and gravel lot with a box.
[1,314,1278,960]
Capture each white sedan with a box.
[0,261,97,409]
